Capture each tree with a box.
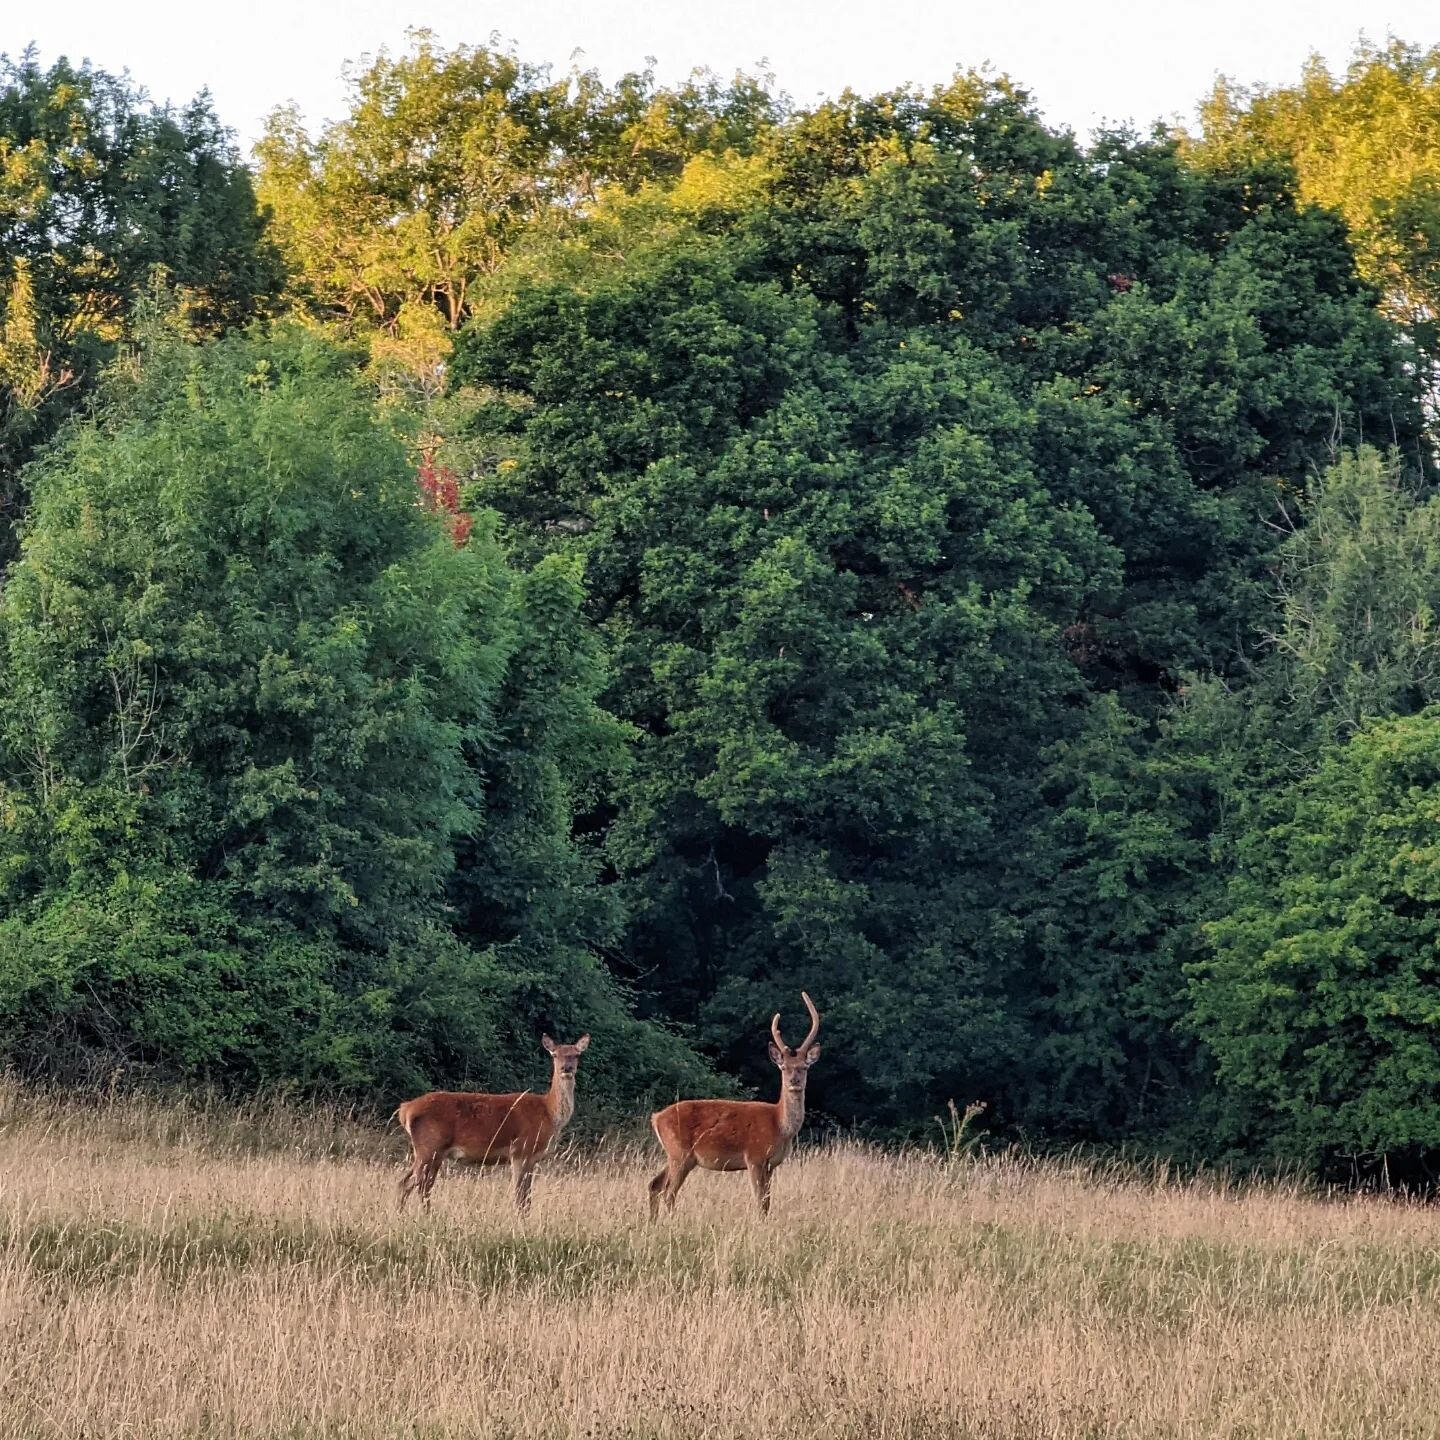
[0,325,708,1112]
[1263,447,1440,738]
[452,76,1421,1135]
[1175,447,1440,884]
[0,49,283,561]
[1017,696,1217,1140]
[255,33,780,397]
[1183,448,1440,1172]
[1193,38,1440,414]
[1193,707,1440,1176]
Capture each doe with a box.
[396,1033,590,1213]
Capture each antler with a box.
[798,991,820,1054]
[771,992,821,1054]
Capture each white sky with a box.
[7,0,1438,154]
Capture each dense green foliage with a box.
[0,50,282,562]
[451,78,1421,1136]
[1194,40,1440,405]
[4,32,1440,1170]
[1197,707,1440,1173]
[254,35,779,395]
[0,326,709,1113]
[1180,449,1440,1173]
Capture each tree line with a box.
[2,36,1440,1174]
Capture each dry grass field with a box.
[3,1082,1440,1438]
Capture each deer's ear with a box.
[768,1041,784,1066]
[574,1034,590,1052]
[541,1034,557,1054]
[804,1045,822,1066]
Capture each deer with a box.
[648,993,820,1218]
[396,1033,589,1214]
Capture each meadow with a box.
[2,1081,1439,1439]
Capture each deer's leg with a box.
[512,1157,536,1214]
[415,1152,442,1212]
[399,1145,432,1212]
[647,1164,671,1221]
[659,1155,696,1216]
[748,1161,773,1217]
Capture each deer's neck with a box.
[545,1070,577,1132]
[776,1083,807,1141]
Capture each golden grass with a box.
[2,1081,1439,1437]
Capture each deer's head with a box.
[542,1033,590,1077]
[768,992,821,1094]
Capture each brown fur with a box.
[397,1034,589,1213]
[648,995,820,1219]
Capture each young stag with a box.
[396,1033,589,1213]
[648,993,820,1218]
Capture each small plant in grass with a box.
[936,1099,988,1169]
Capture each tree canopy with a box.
[0,324,709,1113]
[1194,39,1440,408]
[255,35,781,396]
[0,50,282,562]
[451,77,1422,1132]
[3,34,1440,1169]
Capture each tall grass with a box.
[2,1079,1438,1437]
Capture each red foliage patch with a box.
[417,456,472,547]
